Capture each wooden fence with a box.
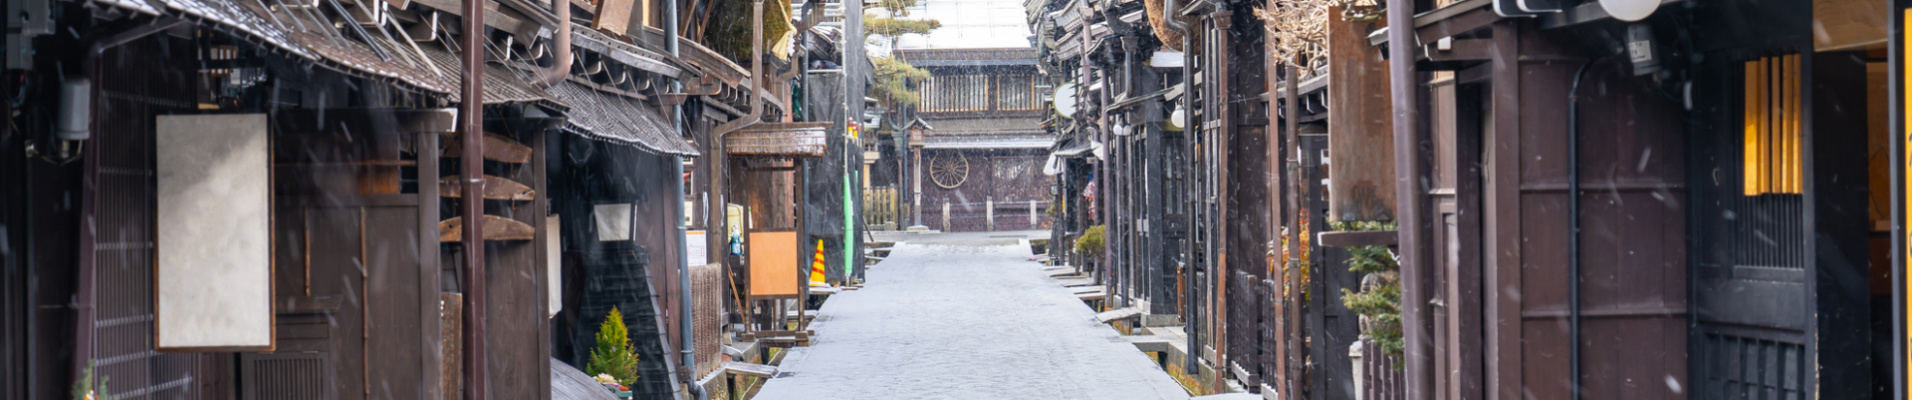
[1358,336,1404,400]
[862,186,899,228]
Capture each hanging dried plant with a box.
[1143,0,1203,53]
[1340,0,1385,23]
[1257,0,1331,76]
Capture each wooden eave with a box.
[411,0,551,42]
[1365,0,1495,48]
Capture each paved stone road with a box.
[753,233,1190,400]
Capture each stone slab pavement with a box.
[753,234,1190,400]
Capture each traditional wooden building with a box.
[0,0,779,399]
[899,47,1055,232]
[1367,0,1910,398]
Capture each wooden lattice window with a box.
[920,74,989,112]
[1743,54,1803,196]
[997,74,1040,111]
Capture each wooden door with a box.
[257,202,431,399]
[1690,54,1816,399]
[248,113,442,400]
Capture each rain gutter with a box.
[457,0,489,397]
[668,0,708,398]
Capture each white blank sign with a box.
[155,114,273,351]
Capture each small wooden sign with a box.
[747,231,801,297]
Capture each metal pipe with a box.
[1211,12,1230,390]
[1104,0,1135,311]
[1567,58,1600,400]
[704,0,765,309]
[1383,0,1425,396]
[1162,0,1200,377]
[1283,62,1300,397]
[667,1,706,399]
[71,15,190,382]
[458,0,488,396]
[531,0,573,88]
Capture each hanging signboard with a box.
[747,231,802,297]
[154,114,273,351]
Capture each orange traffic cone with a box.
[810,240,828,286]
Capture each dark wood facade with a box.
[917,148,1052,232]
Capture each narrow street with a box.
[753,232,1189,400]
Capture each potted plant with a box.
[587,307,639,398]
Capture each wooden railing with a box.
[862,186,899,228]
[1357,336,1405,400]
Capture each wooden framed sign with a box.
[747,230,801,297]
[154,114,273,351]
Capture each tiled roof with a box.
[417,43,562,106]
[728,122,831,157]
[546,81,700,156]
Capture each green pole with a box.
[844,167,855,277]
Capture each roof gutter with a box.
[531,0,573,87]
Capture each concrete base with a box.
[1143,314,1183,327]
[904,225,934,233]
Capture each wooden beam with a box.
[1414,5,1500,45]
[1424,39,1494,62]
[437,175,537,201]
[438,215,537,241]
[442,132,535,163]
[1315,230,1400,247]
[592,0,635,35]
[410,0,548,40]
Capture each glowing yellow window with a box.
[1744,54,1803,196]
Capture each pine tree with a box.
[586,307,640,386]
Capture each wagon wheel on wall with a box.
[929,151,969,189]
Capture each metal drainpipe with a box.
[458,0,488,396]
[1566,57,1603,400]
[666,1,706,399]
[1104,0,1135,312]
[530,0,573,88]
[1282,62,1300,398]
[71,16,189,380]
[1160,0,1197,377]
[1383,0,1423,395]
[1210,11,1230,389]
[1093,3,1119,309]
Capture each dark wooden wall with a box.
[265,109,446,400]
[920,149,1052,232]
[1473,22,1689,400]
[74,34,225,400]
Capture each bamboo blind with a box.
[1744,54,1803,196]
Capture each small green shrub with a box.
[1075,225,1107,258]
[1330,221,1404,358]
[73,363,114,400]
[586,307,640,385]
